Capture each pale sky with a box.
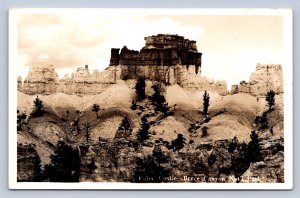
[17,12,283,88]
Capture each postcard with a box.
[9,8,293,189]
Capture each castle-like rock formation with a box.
[110,34,202,74]
[18,34,228,95]
[231,64,283,96]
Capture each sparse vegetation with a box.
[188,123,200,136]
[91,104,100,119]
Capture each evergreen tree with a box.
[84,122,91,144]
[135,78,146,101]
[44,141,81,182]
[137,117,150,142]
[228,136,238,153]
[203,90,210,118]
[91,104,100,119]
[150,85,169,113]
[266,90,276,111]
[115,117,132,138]
[260,112,269,130]
[133,147,170,183]
[32,154,42,182]
[247,131,263,163]
[33,95,44,116]
[171,133,186,152]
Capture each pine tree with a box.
[84,121,91,144]
[260,112,269,130]
[150,85,169,113]
[33,95,44,116]
[91,104,100,119]
[135,78,146,101]
[133,147,170,183]
[266,90,276,111]
[115,117,132,139]
[203,90,210,118]
[171,133,186,152]
[247,131,263,163]
[43,141,81,182]
[228,136,238,153]
[32,154,42,182]
[137,117,150,142]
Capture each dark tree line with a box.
[133,146,170,183]
[43,141,81,182]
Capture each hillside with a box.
[17,79,284,183]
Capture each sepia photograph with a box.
[8,8,293,189]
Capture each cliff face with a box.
[248,64,283,95]
[57,66,122,95]
[110,34,202,74]
[21,65,122,95]
[231,64,283,96]
[22,65,58,95]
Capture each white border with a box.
[8,8,293,190]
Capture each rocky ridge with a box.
[231,63,283,96]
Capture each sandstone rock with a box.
[23,64,58,95]
[238,63,283,96]
[110,34,202,74]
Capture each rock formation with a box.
[22,64,58,95]
[110,34,202,83]
[57,65,121,95]
[231,64,283,96]
[110,34,202,73]
[19,34,228,95]
[21,65,122,95]
[109,34,226,95]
